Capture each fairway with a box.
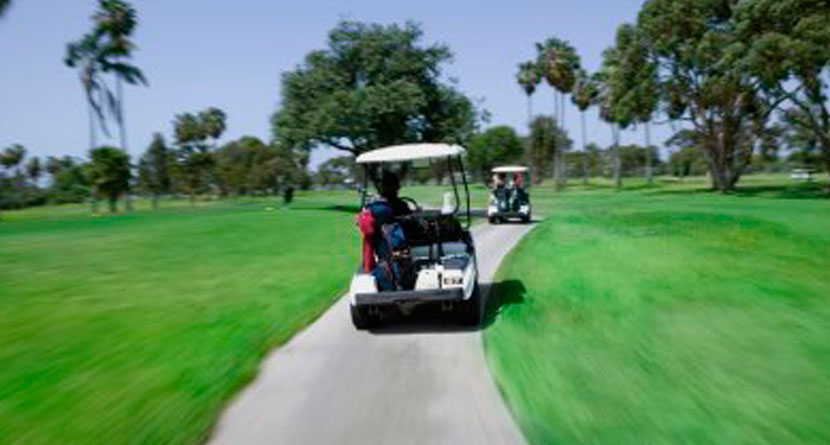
[0,194,359,444]
[486,178,830,444]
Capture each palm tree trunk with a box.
[553,90,559,185]
[527,94,533,125]
[116,77,134,212]
[644,121,653,185]
[581,110,588,185]
[560,93,568,188]
[611,123,622,189]
[88,102,99,214]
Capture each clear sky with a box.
[0,0,668,170]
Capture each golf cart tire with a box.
[522,213,531,224]
[458,283,483,326]
[489,216,498,224]
[351,304,379,330]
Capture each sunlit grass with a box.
[486,175,830,445]
[0,193,360,444]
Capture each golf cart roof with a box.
[356,143,466,164]
[492,165,529,173]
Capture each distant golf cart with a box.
[349,143,481,329]
[487,165,531,224]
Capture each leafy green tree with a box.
[597,44,632,189]
[88,147,130,213]
[316,156,354,188]
[271,21,481,157]
[735,0,830,183]
[173,108,227,202]
[665,129,708,179]
[137,133,170,208]
[634,0,771,192]
[572,70,600,184]
[1,144,25,171]
[536,37,581,188]
[46,157,90,204]
[528,116,570,185]
[517,61,541,124]
[613,23,659,184]
[468,126,524,183]
[25,156,42,184]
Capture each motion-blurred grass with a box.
[0,193,361,444]
[486,174,830,444]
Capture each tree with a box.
[93,0,147,153]
[572,70,600,185]
[635,0,771,192]
[172,108,227,202]
[614,23,659,185]
[0,0,11,18]
[597,45,632,190]
[536,37,581,189]
[517,61,541,124]
[271,21,482,157]
[46,157,91,205]
[25,156,42,184]
[468,126,524,183]
[735,0,830,188]
[88,147,130,213]
[137,133,170,208]
[1,144,25,171]
[528,116,570,185]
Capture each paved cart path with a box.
[210,222,534,445]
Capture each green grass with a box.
[485,175,830,445]
[0,193,360,444]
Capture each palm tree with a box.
[93,0,147,212]
[572,70,599,185]
[94,0,147,154]
[516,61,541,124]
[89,146,131,213]
[536,37,581,189]
[0,0,11,18]
[598,47,633,190]
[66,32,113,214]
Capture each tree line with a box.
[515,0,830,193]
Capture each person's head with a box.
[378,170,401,199]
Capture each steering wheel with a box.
[400,197,422,213]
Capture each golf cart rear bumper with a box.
[355,288,464,306]
[491,211,529,218]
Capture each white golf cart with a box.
[348,143,481,329]
[487,165,531,224]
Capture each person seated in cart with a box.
[375,170,411,218]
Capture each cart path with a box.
[210,222,535,445]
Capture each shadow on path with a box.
[369,279,527,335]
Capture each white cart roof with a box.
[492,165,529,173]
[356,143,466,164]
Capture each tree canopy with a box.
[271,21,482,156]
[468,126,524,183]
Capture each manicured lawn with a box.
[0,193,359,444]
[486,176,830,444]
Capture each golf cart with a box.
[348,143,481,329]
[487,165,531,224]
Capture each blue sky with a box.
[0,0,668,169]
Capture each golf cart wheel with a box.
[488,216,498,224]
[351,304,379,330]
[522,213,531,224]
[458,283,483,326]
